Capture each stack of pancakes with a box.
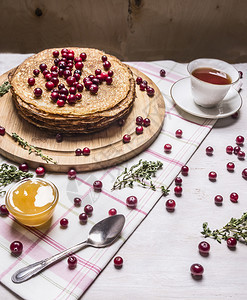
[9,48,136,134]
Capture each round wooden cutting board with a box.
[0,66,165,172]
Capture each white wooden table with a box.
[0,57,246,300]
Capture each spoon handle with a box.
[12,241,88,283]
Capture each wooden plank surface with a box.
[0,67,165,172]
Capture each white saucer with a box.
[170,77,242,119]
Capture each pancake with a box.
[9,47,136,133]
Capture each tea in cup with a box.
[187,58,240,108]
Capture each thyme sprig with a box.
[0,163,33,196]
[201,212,247,243]
[112,159,169,195]
[12,133,57,164]
[0,81,11,97]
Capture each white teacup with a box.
[187,58,240,108]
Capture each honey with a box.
[6,178,58,227]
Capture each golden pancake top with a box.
[10,47,133,117]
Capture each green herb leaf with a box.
[0,81,11,97]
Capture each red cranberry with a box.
[227,162,235,171]
[93,180,103,192]
[60,218,68,227]
[51,91,59,101]
[174,186,182,196]
[126,196,137,208]
[56,133,63,142]
[42,70,50,77]
[67,255,77,269]
[68,49,74,55]
[136,116,143,125]
[109,208,117,216]
[190,263,204,276]
[103,61,111,70]
[227,237,237,248]
[114,256,123,268]
[66,76,76,86]
[238,150,245,160]
[234,146,241,155]
[74,57,82,63]
[75,93,82,100]
[181,165,189,176]
[33,69,40,76]
[164,143,172,152]
[80,52,87,61]
[175,129,183,138]
[123,134,131,143]
[76,83,84,92]
[74,197,81,206]
[60,87,69,96]
[57,99,65,107]
[33,88,42,97]
[242,168,247,179]
[58,83,65,90]
[238,71,243,78]
[74,73,81,82]
[69,87,76,94]
[51,71,58,78]
[136,77,143,85]
[105,76,113,85]
[67,53,74,61]
[0,126,5,136]
[74,69,82,76]
[39,63,47,72]
[68,168,76,179]
[75,148,82,156]
[108,70,114,77]
[143,118,150,127]
[92,78,100,85]
[19,163,29,172]
[79,213,88,223]
[36,166,45,176]
[214,195,223,204]
[236,135,244,145]
[88,75,95,81]
[226,145,233,154]
[175,177,182,185]
[230,192,238,203]
[51,77,59,87]
[84,80,92,90]
[63,69,72,79]
[147,87,155,97]
[101,72,108,80]
[67,94,76,104]
[136,126,143,135]
[206,146,213,155]
[58,61,67,69]
[28,77,35,86]
[142,80,148,87]
[84,204,93,216]
[75,62,84,70]
[10,241,23,255]
[45,81,54,91]
[208,171,217,181]
[165,199,176,211]
[102,55,107,62]
[89,84,98,94]
[54,58,60,66]
[160,69,166,77]
[51,65,58,72]
[45,73,52,81]
[198,241,210,254]
[0,204,9,215]
[82,147,90,156]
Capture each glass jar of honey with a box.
[5,178,59,227]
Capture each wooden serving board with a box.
[0,67,165,172]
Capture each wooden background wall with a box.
[0,0,247,63]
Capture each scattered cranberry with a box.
[33,87,42,97]
[208,171,217,181]
[238,150,245,160]
[143,118,150,127]
[68,168,76,179]
[108,70,114,77]
[175,177,182,185]
[136,116,143,125]
[164,143,172,152]
[84,204,93,216]
[226,145,233,154]
[227,237,237,248]
[174,186,182,196]
[53,50,59,57]
[214,195,223,204]
[114,256,123,268]
[74,197,81,206]
[10,241,23,255]
[75,62,83,70]
[236,135,244,145]
[79,213,88,223]
[75,148,82,156]
[123,134,131,143]
[190,263,204,276]
[136,126,143,135]
[227,162,235,172]
[39,63,47,72]
[146,86,155,97]
[102,55,107,62]
[95,69,101,75]
[126,196,137,208]
[0,204,9,215]
[19,163,29,172]
[45,81,54,91]
[90,84,98,94]
[67,255,77,269]
[28,77,35,86]
[33,69,40,76]
[109,208,117,216]
[75,93,82,100]
[80,52,87,61]
[56,133,63,142]
[242,168,247,179]
[206,146,214,155]
[136,77,143,85]
[60,218,68,227]
[238,71,243,78]
[160,69,166,77]
[103,61,111,70]
[165,199,176,211]
[36,166,45,176]
[175,129,183,138]
[230,192,238,203]
[181,165,189,176]
[0,126,5,136]
[82,147,90,156]
[234,146,240,155]
[93,180,103,192]
[105,76,113,85]
[198,241,210,254]
[57,99,65,107]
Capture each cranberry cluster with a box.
[136,76,155,97]
[28,49,114,107]
[122,115,151,143]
